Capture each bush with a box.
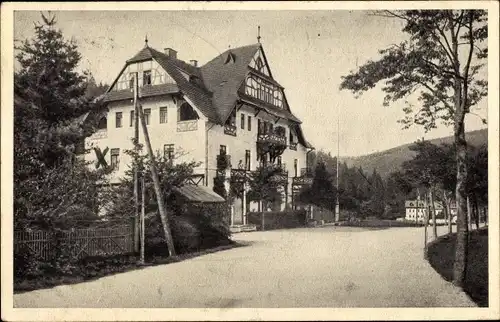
[247,209,307,230]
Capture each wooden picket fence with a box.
[14,225,134,261]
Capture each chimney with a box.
[189,60,198,67]
[164,48,177,59]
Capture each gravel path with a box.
[14,226,476,308]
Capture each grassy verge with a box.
[338,219,425,228]
[14,240,244,294]
[426,228,488,307]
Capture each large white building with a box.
[84,40,314,226]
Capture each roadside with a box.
[427,227,489,307]
[14,241,242,294]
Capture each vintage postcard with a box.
[1,1,499,321]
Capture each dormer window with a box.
[224,52,235,64]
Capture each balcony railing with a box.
[300,167,313,177]
[292,176,313,186]
[89,129,107,140]
[177,120,198,132]
[224,124,237,136]
[257,132,287,147]
[230,168,248,183]
[289,142,297,151]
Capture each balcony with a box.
[289,142,297,151]
[230,168,248,183]
[300,167,313,177]
[177,120,198,132]
[257,132,287,147]
[224,124,237,136]
[292,168,313,186]
[89,129,107,140]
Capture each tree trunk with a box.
[423,191,429,259]
[444,192,452,235]
[442,190,450,234]
[452,101,469,287]
[473,195,479,229]
[430,187,437,239]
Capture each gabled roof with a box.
[200,44,261,124]
[104,43,313,149]
[107,46,218,122]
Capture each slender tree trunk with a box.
[473,195,479,230]
[444,192,452,235]
[430,187,437,239]
[138,105,176,257]
[452,93,469,287]
[423,190,429,259]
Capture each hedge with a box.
[247,209,307,231]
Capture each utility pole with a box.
[140,174,145,264]
[133,72,140,253]
[335,105,340,223]
[137,103,176,257]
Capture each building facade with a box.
[84,41,314,226]
[405,200,457,223]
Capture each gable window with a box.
[178,102,199,121]
[110,148,120,170]
[144,108,151,125]
[247,115,252,131]
[160,107,168,124]
[255,57,264,72]
[240,113,245,130]
[164,144,175,162]
[143,70,152,86]
[245,150,251,171]
[130,110,135,127]
[97,117,107,130]
[115,112,123,128]
[129,72,136,89]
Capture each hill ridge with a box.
[339,128,488,178]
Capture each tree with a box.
[246,164,283,211]
[298,162,336,212]
[340,10,487,287]
[14,13,106,229]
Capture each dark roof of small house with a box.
[173,184,225,203]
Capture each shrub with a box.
[247,209,307,230]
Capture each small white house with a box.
[405,199,457,223]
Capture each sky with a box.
[13,10,488,157]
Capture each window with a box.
[129,72,135,89]
[277,156,282,166]
[255,57,264,72]
[178,102,198,121]
[144,108,151,125]
[257,119,262,134]
[143,70,152,86]
[130,110,135,127]
[240,113,245,129]
[289,129,294,143]
[160,107,168,124]
[247,115,252,131]
[245,150,251,171]
[164,144,175,161]
[110,148,120,170]
[97,117,107,130]
[115,112,122,128]
[220,145,227,155]
[294,159,298,177]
